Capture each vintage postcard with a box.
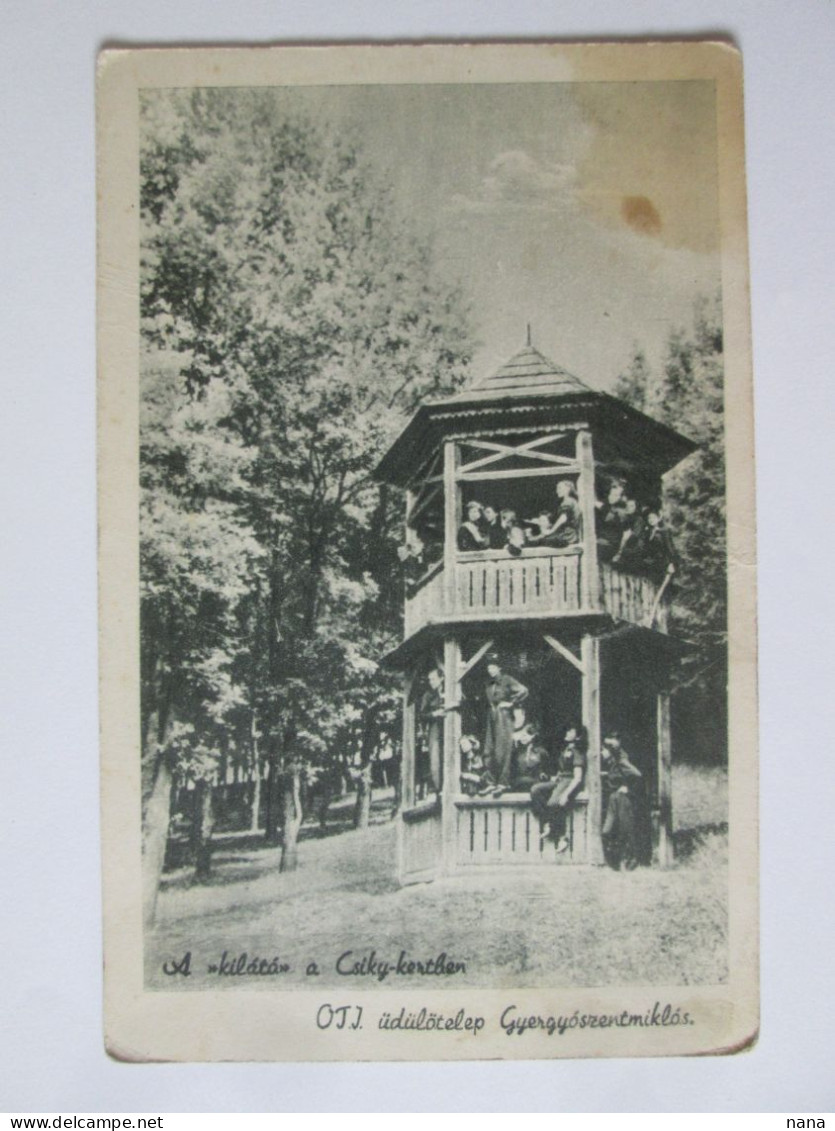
[98,42,758,1061]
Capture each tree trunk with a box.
[250,767,262,835]
[142,733,173,930]
[192,779,215,882]
[249,713,262,834]
[264,746,283,844]
[279,766,303,873]
[392,743,403,814]
[353,706,378,830]
[354,763,373,830]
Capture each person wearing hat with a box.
[482,654,528,796]
[457,500,489,552]
[530,724,588,853]
[510,722,548,792]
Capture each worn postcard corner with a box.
[98,40,758,1063]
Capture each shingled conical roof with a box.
[471,343,592,399]
[375,327,696,487]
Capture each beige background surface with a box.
[99,40,753,1065]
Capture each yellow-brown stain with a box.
[621,195,662,238]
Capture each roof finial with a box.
[526,322,532,347]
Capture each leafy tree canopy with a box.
[139,89,476,799]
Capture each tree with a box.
[139,89,475,900]
[139,345,261,922]
[614,295,727,761]
[613,345,652,414]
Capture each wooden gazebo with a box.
[376,338,695,883]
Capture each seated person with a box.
[526,480,581,548]
[500,508,528,556]
[601,732,647,870]
[644,508,678,583]
[480,503,506,549]
[510,722,548,792]
[457,501,489,551]
[459,734,488,795]
[611,496,645,570]
[523,510,553,543]
[595,480,627,561]
[529,725,587,853]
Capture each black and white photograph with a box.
[98,42,758,1061]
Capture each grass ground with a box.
[145,763,728,991]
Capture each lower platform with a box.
[398,793,589,883]
[455,794,589,867]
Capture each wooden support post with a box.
[581,633,605,865]
[443,441,458,618]
[440,636,462,875]
[396,668,416,884]
[576,430,601,612]
[656,690,673,867]
[405,486,416,526]
[401,669,416,810]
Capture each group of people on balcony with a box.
[457,479,581,556]
[452,476,676,580]
[418,653,649,869]
[401,476,677,596]
[596,479,677,582]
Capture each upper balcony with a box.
[404,546,669,639]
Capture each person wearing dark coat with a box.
[530,726,587,852]
[644,509,678,583]
[482,504,506,549]
[482,655,528,795]
[612,497,645,571]
[457,501,489,552]
[601,732,647,870]
[510,723,548,792]
[595,480,627,562]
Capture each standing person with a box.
[644,508,678,583]
[482,654,528,796]
[418,666,445,794]
[530,725,587,853]
[600,732,645,870]
[612,496,645,570]
[457,501,489,551]
[595,479,627,561]
[397,532,425,594]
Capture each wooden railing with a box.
[454,794,588,866]
[403,549,668,637]
[456,547,582,618]
[599,562,668,632]
[404,561,445,638]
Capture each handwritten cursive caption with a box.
[161,947,467,981]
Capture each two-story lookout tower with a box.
[376,339,695,884]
